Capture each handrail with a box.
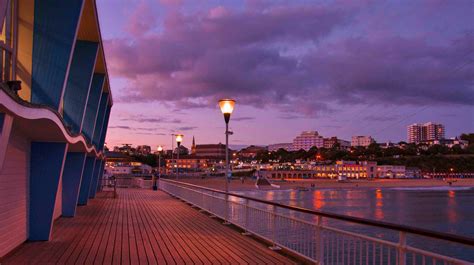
[160,178,474,246]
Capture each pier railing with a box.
[159,179,474,265]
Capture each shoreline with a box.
[178,177,474,191]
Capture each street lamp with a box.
[219,99,235,192]
[153,145,163,191]
[175,134,183,179]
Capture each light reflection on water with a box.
[238,187,474,261]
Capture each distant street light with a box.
[153,145,163,191]
[219,99,235,192]
[175,134,183,179]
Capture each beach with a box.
[179,177,474,191]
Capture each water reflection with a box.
[312,190,325,209]
[447,190,458,224]
[375,188,384,220]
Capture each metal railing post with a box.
[269,205,281,251]
[223,194,231,225]
[316,215,324,264]
[242,198,251,236]
[398,231,406,265]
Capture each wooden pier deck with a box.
[3,189,294,264]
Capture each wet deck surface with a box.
[3,189,294,264]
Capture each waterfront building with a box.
[292,131,324,151]
[261,160,377,179]
[407,122,445,143]
[376,165,406,178]
[0,0,112,257]
[105,161,152,176]
[195,143,230,159]
[166,156,211,172]
[104,152,152,176]
[351,136,376,147]
[406,167,422,178]
[268,143,292,152]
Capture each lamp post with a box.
[175,134,183,180]
[219,99,235,192]
[154,145,163,191]
[171,134,175,178]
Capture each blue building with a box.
[0,0,112,257]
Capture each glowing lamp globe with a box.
[157,145,163,152]
[175,134,183,146]
[218,99,236,123]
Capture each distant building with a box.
[166,156,211,172]
[174,145,189,155]
[191,136,196,155]
[406,167,422,178]
[195,143,231,159]
[268,143,293,152]
[136,145,151,155]
[323,137,350,149]
[292,131,324,151]
[261,160,377,179]
[376,165,406,178]
[423,138,469,149]
[351,136,375,147]
[407,122,445,143]
[239,145,267,158]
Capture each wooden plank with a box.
[92,191,120,265]
[2,189,295,265]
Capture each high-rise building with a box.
[292,131,324,151]
[351,136,375,147]
[407,122,445,143]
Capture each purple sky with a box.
[97,0,474,150]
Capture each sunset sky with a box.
[97,0,474,150]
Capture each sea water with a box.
[238,186,474,262]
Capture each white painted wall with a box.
[0,127,29,258]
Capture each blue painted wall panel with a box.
[31,0,84,109]
[29,142,67,241]
[77,157,95,205]
[96,160,105,192]
[82,74,105,142]
[63,41,99,134]
[89,159,101,198]
[98,105,112,151]
[62,152,86,217]
[92,93,108,147]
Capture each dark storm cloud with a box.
[175,126,198,131]
[232,117,255,121]
[104,1,474,117]
[121,115,182,124]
